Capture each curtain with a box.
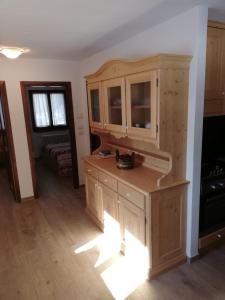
[33,93,50,127]
[0,98,5,130]
[50,93,67,126]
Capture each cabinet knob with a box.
[217,234,222,239]
[104,179,108,183]
[118,200,120,204]
[222,92,225,96]
[88,169,92,173]
[126,193,130,198]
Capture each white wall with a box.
[186,7,208,258]
[78,6,208,257]
[0,58,85,198]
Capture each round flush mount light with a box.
[0,47,30,59]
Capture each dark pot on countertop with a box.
[115,149,135,169]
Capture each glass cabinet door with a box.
[103,78,126,133]
[87,82,103,128]
[126,71,157,140]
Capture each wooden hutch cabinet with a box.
[83,54,191,278]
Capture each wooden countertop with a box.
[83,155,166,194]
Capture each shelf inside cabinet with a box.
[132,105,150,109]
[111,105,122,109]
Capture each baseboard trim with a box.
[149,254,186,279]
[187,254,200,264]
[21,196,35,202]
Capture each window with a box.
[29,90,68,131]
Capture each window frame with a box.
[29,89,69,132]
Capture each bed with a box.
[42,142,72,176]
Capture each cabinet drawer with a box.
[84,162,98,179]
[199,227,225,251]
[98,171,117,192]
[118,182,145,209]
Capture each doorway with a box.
[0,81,21,201]
[20,81,79,198]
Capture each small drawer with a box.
[199,227,225,251]
[98,171,117,192]
[84,162,98,179]
[118,182,145,209]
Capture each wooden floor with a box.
[1,163,225,300]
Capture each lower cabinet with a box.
[119,196,145,250]
[149,185,186,278]
[85,174,103,225]
[84,165,187,279]
[85,170,146,253]
[99,182,118,221]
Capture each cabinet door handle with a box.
[87,169,92,173]
[222,91,225,96]
[117,200,120,204]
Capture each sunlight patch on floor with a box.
[95,212,121,268]
[74,212,120,267]
[74,211,149,299]
[74,235,102,254]
[101,250,148,300]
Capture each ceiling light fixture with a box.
[0,47,29,59]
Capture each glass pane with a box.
[91,89,100,122]
[0,98,5,130]
[32,93,50,127]
[50,93,67,126]
[131,81,151,129]
[108,86,122,125]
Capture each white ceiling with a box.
[0,0,224,61]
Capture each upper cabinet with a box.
[204,22,225,116]
[126,71,157,140]
[87,82,103,129]
[103,77,126,133]
[85,54,191,147]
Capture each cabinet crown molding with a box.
[208,20,225,30]
[85,54,192,83]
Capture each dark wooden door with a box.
[0,82,20,201]
[0,98,14,192]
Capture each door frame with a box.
[20,81,79,198]
[0,81,21,201]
